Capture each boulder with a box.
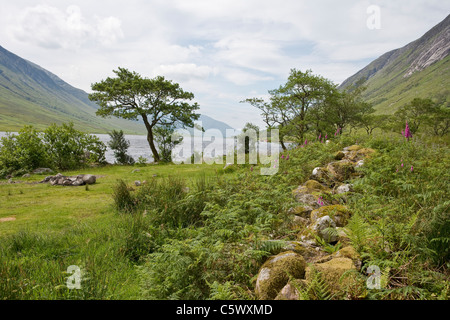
[333,151,345,160]
[81,174,96,185]
[326,160,355,182]
[309,215,338,243]
[135,180,142,187]
[305,257,357,296]
[275,279,306,300]
[32,168,53,174]
[346,147,375,162]
[335,184,353,194]
[255,251,307,300]
[310,205,351,227]
[288,205,313,219]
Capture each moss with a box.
[326,160,355,182]
[289,205,313,218]
[304,180,330,192]
[310,205,351,227]
[346,145,362,151]
[275,279,306,300]
[347,148,376,162]
[333,151,345,160]
[333,246,360,261]
[255,251,307,300]
[306,257,356,296]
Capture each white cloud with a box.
[12,4,124,49]
[153,63,216,81]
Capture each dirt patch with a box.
[0,217,16,222]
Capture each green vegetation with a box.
[1,129,447,300]
[89,67,200,162]
[0,123,106,178]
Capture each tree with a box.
[243,69,335,146]
[154,124,183,162]
[108,130,134,165]
[89,67,200,162]
[394,98,434,134]
[237,122,260,154]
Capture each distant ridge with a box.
[339,14,450,113]
[0,45,234,134]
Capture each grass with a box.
[0,162,224,299]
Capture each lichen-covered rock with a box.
[288,205,314,219]
[310,205,351,227]
[255,251,307,300]
[275,279,306,300]
[332,246,362,270]
[309,215,338,243]
[305,257,357,296]
[346,147,375,162]
[335,184,353,194]
[333,151,345,160]
[326,160,355,182]
[310,167,331,184]
[292,180,330,208]
[303,180,330,192]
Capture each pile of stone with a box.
[40,173,96,186]
[254,144,376,300]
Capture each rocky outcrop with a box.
[255,251,307,300]
[40,173,96,186]
[255,144,376,300]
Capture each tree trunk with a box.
[141,114,160,162]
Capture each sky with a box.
[0,1,449,129]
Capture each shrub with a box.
[0,126,48,176]
[43,123,106,170]
[108,130,134,165]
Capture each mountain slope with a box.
[340,14,450,113]
[0,45,148,133]
[0,45,235,134]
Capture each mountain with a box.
[0,45,234,134]
[0,45,148,134]
[340,14,450,113]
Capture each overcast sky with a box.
[1,1,449,129]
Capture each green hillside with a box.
[0,45,146,134]
[340,14,450,114]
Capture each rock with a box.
[32,168,53,174]
[335,184,353,194]
[288,205,314,219]
[355,160,364,168]
[310,205,351,227]
[346,147,375,162]
[333,151,345,160]
[132,169,140,173]
[292,216,309,228]
[255,251,307,300]
[310,167,332,185]
[344,145,361,152]
[81,174,96,185]
[22,173,31,178]
[305,257,357,296]
[8,178,13,184]
[326,160,355,182]
[135,180,141,187]
[303,180,330,192]
[310,215,338,243]
[275,279,306,300]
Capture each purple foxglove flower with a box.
[404,121,413,140]
[411,165,414,172]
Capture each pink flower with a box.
[286,155,289,160]
[250,167,253,172]
[281,155,285,159]
[411,165,414,172]
[404,121,413,140]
